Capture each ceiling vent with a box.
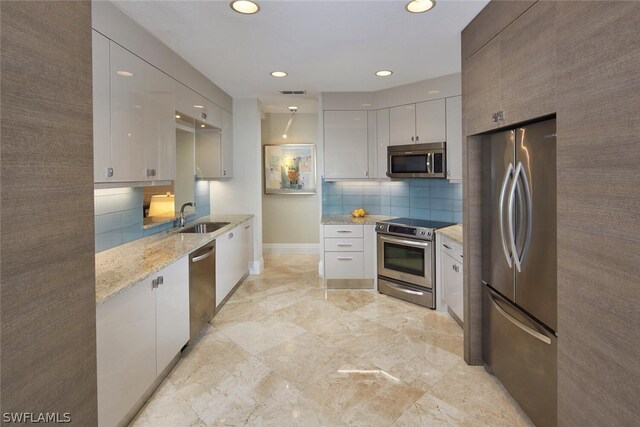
[279,90,306,95]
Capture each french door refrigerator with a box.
[481,118,557,427]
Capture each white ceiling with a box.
[112,0,488,113]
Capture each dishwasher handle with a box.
[192,247,215,263]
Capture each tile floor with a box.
[131,255,532,426]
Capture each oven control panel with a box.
[375,223,433,241]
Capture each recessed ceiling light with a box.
[193,105,204,109]
[405,0,436,14]
[230,0,260,15]
[271,71,288,78]
[116,70,133,77]
[200,124,205,128]
[375,70,393,77]
[288,106,298,111]
[175,114,181,119]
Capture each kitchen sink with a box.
[180,222,230,234]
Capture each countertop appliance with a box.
[481,118,557,427]
[189,242,216,341]
[387,142,446,178]
[376,217,455,308]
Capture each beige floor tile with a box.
[134,254,532,427]
[256,332,353,391]
[303,359,425,426]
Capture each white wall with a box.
[210,98,264,273]
[261,113,320,252]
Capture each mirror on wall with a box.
[142,113,200,227]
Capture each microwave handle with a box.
[426,153,432,174]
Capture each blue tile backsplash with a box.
[94,182,211,253]
[322,179,463,223]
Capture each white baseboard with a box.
[262,243,320,255]
[249,257,264,275]
[318,260,324,277]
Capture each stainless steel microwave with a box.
[387,142,446,178]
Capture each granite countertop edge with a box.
[321,214,394,225]
[437,224,463,244]
[95,214,253,305]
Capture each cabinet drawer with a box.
[324,225,363,238]
[441,237,463,263]
[324,237,364,252]
[325,252,364,279]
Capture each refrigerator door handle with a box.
[508,163,522,272]
[488,289,552,345]
[499,163,514,268]
[518,164,533,268]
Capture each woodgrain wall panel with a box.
[555,2,640,425]
[0,1,97,424]
[461,0,536,60]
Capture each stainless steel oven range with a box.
[376,217,455,308]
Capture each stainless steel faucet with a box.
[179,202,194,228]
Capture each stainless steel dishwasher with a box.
[189,242,216,341]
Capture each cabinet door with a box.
[389,104,416,145]
[93,30,111,183]
[175,82,208,124]
[110,42,149,182]
[500,1,556,126]
[325,252,365,279]
[463,36,502,136]
[323,110,368,179]
[367,110,377,178]
[416,99,446,143]
[242,219,254,273]
[376,109,390,178]
[442,253,463,322]
[156,257,189,374]
[221,109,233,178]
[195,128,222,179]
[215,230,235,307]
[206,101,223,130]
[149,67,176,181]
[96,278,156,427]
[445,96,463,181]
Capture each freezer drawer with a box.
[483,286,557,427]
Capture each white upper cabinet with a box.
[389,104,416,146]
[93,31,112,183]
[175,82,223,130]
[416,98,446,143]
[390,99,446,146]
[376,109,390,179]
[109,42,175,182]
[445,96,462,182]
[221,109,233,178]
[324,110,369,179]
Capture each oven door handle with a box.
[385,281,425,296]
[379,235,431,248]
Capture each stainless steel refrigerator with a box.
[481,118,557,427]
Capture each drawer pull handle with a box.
[443,244,452,250]
[336,230,352,233]
[337,257,353,261]
[337,244,352,247]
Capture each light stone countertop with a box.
[95,214,253,305]
[321,214,394,226]
[437,223,463,244]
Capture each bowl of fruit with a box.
[351,208,366,218]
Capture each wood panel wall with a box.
[555,2,640,425]
[462,0,640,424]
[0,1,97,424]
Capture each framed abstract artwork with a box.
[264,144,316,195]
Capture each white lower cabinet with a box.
[440,236,464,324]
[216,220,252,308]
[323,224,375,285]
[97,257,189,427]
